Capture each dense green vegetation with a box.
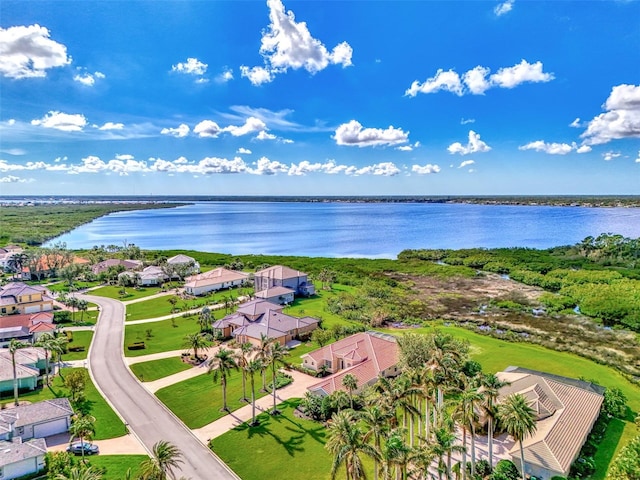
[0,203,183,246]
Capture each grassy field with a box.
[125,290,229,321]
[124,314,204,357]
[129,357,193,382]
[63,330,94,361]
[47,281,100,293]
[211,399,330,480]
[284,284,356,330]
[87,455,148,479]
[1,368,126,439]
[156,370,269,429]
[91,285,163,301]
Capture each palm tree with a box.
[452,386,483,479]
[208,347,238,411]
[246,358,263,426]
[381,429,412,480]
[52,334,69,380]
[480,373,511,470]
[55,466,104,480]
[236,342,254,402]
[342,373,358,410]
[69,414,96,463]
[76,299,88,323]
[266,340,289,414]
[498,394,537,480]
[198,306,211,332]
[139,440,184,480]
[6,252,28,279]
[256,334,271,392]
[359,405,391,480]
[35,333,57,386]
[326,410,380,480]
[9,339,27,406]
[182,332,212,361]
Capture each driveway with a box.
[80,294,239,480]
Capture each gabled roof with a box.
[254,265,308,280]
[9,398,73,428]
[92,258,142,274]
[0,282,48,300]
[29,322,56,334]
[167,254,196,265]
[305,332,400,396]
[0,438,47,467]
[0,312,54,331]
[236,299,283,317]
[185,268,248,288]
[497,368,604,475]
[255,286,295,298]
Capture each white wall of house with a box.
[186,278,245,296]
[3,455,45,480]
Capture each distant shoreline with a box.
[2,194,640,208]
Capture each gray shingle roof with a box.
[0,398,73,431]
[0,438,47,467]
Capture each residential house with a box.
[0,438,47,480]
[254,286,295,305]
[0,283,54,315]
[91,258,143,276]
[254,265,315,297]
[0,246,23,271]
[184,268,248,296]
[0,347,47,395]
[303,331,400,396]
[22,255,90,281]
[496,367,605,479]
[212,299,319,347]
[0,398,73,441]
[0,312,56,347]
[167,254,200,276]
[119,265,167,286]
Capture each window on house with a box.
[326,361,332,368]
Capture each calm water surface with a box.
[48,202,640,258]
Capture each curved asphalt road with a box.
[81,294,239,480]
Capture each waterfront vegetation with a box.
[0,203,184,246]
[130,357,193,382]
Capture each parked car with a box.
[67,441,99,455]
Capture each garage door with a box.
[33,418,69,438]
[24,305,42,314]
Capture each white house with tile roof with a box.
[184,268,248,296]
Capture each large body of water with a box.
[47,202,640,258]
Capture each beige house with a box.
[0,283,53,315]
[496,367,604,479]
[184,268,248,296]
[303,331,400,396]
[212,299,319,347]
[254,265,315,297]
[254,286,295,305]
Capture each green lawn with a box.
[130,357,193,382]
[47,281,100,293]
[63,330,94,361]
[87,455,148,480]
[125,290,229,321]
[156,369,269,429]
[124,315,205,357]
[2,368,126,439]
[284,285,355,329]
[90,285,163,301]
[211,399,331,480]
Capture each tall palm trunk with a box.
[488,416,494,469]
[12,355,19,406]
[44,350,50,386]
[241,369,247,401]
[250,372,256,424]
[222,376,228,411]
[519,441,526,480]
[461,428,467,480]
[470,423,476,476]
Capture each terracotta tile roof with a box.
[29,322,56,334]
[497,368,604,476]
[254,265,308,280]
[305,332,399,396]
[0,312,54,330]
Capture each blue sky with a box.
[1,0,639,196]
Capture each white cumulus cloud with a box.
[73,70,105,86]
[576,145,592,154]
[194,120,221,138]
[519,140,575,155]
[636,151,640,163]
[411,164,441,175]
[406,60,553,97]
[237,147,252,154]
[249,156,289,175]
[494,0,514,16]
[222,117,267,136]
[97,122,124,131]
[0,24,71,79]
[333,120,409,147]
[242,0,353,85]
[581,84,640,145]
[603,151,621,161]
[459,160,475,169]
[172,57,207,75]
[161,124,190,138]
[217,68,234,83]
[0,175,29,183]
[448,131,491,155]
[31,111,87,132]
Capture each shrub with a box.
[569,455,595,478]
[67,346,85,352]
[491,460,520,480]
[54,310,72,324]
[603,387,627,418]
[127,342,146,350]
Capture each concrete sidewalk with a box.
[192,369,318,442]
